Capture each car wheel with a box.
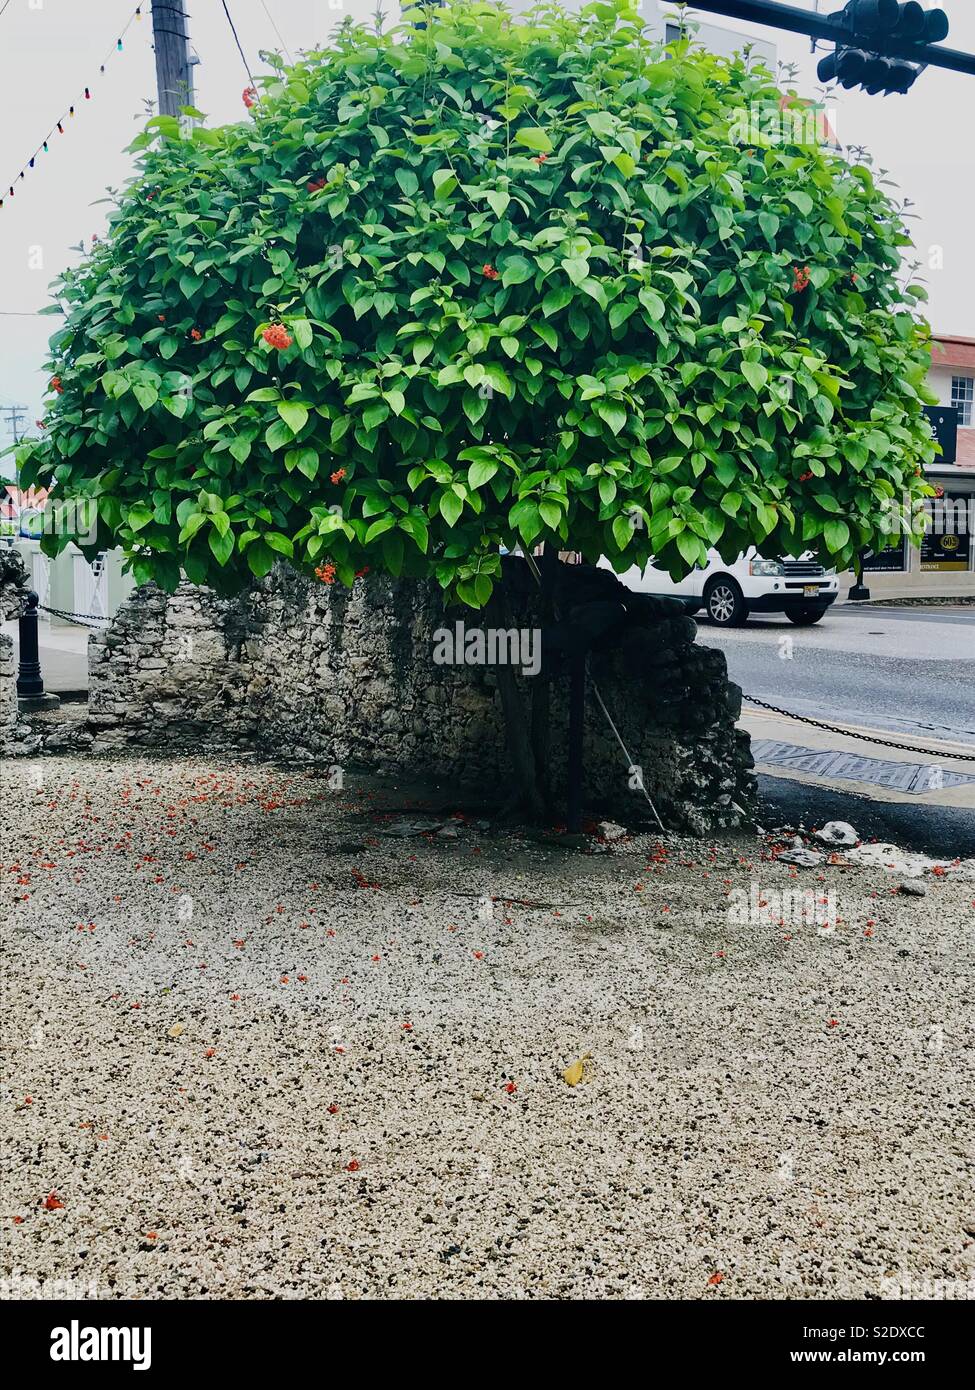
[703,576,747,627]
[786,607,827,626]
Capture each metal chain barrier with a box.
[38,603,110,629]
[744,694,975,762]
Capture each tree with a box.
[15,0,935,599]
[11,1,937,811]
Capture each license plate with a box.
[803,585,819,597]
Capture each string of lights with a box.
[0,4,147,211]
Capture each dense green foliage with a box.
[15,0,937,604]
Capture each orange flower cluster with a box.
[262,324,292,350]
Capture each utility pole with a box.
[2,404,28,445]
[151,1,195,117]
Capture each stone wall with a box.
[53,559,753,834]
[0,548,37,754]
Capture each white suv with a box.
[602,549,840,627]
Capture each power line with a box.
[221,0,256,86]
[259,0,293,65]
[0,1,12,21]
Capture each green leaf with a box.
[468,457,498,489]
[247,540,275,578]
[741,361,768,394]
[823,518,850,552]
[439,492,464,527]
[596,402,626,436]
[291,319,314,350]
[264,532,294,558]
[758,211,779,244]
[399,515,429,552]
[514,126,552,153]
[538,498,562,530]
[395,168,419,197]
[432,169,458,199]
[501,255,534,288]
[265,419,293,452]
[542,286,573,316]
[296,448,319,480]
[485,190,511,219]
[278,401,309,434]
[208,525,235,566]
[676,531,704,567]
[365,516,396,543]
[613,514,634,551]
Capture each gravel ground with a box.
[2,754,973,1301]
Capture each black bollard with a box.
[848,551,871,603]
[16,590,45,698]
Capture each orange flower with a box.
[330,468,346,484]
[262,323,293,351]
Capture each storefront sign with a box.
[922,405,958,465]
[862,540,907,573]
[919,527,971,571]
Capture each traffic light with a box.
[817,2,951,96]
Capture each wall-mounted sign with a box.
[922,405,958,465]
[920,527,971,572]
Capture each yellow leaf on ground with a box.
[168,1023,184,1038]
[563,1056,586,1087]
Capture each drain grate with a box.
[750,739,975,794]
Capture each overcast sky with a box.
[1,0,973,439]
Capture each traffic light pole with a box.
[683,0,975,75]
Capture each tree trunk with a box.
[566,650,586,833]
[530,545,558,813]
[490,584,546,822]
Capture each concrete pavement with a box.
[1,619,91,695]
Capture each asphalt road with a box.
[700,604,975,855]
[701,604,975,747]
